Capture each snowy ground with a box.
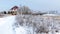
[0,15,33,34]
[0,15,60,34]
[0,15,16,34]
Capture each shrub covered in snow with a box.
[15,14,60,34]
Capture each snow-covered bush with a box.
[15,14,60,34]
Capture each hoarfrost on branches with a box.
[15,14,60,34]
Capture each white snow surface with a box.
[0,15,60,34]
[43,14,59,16]
[0,16,16,34]
[0,15,33,34]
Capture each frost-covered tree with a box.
[17,6,32,14]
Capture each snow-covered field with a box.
[0,15,33,34]
[0,15,16,34]
[0,15,60,34]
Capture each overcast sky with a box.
[0,0,60,12]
